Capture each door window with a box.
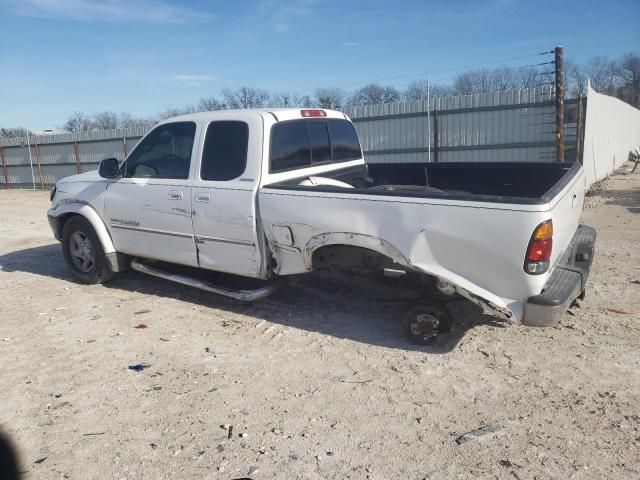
[200,121,249,181]
[124,122,196,179]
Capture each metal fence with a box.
[0,86,578,189]
[342,85,578,164]
[0,127,147,188]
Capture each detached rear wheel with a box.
[402,300,452,345]
[62,216,115,284]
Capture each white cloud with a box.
[170,74,218,87]
[256,0,316,33]
[7,0,210,24]
[342,41,360,47]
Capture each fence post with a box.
[34,143,45,189]
[123,137,128,157]
[0,145,9,189]
[73,141,82,174]
[575,94,583,164]
[555,46,565,162]
[433,109,439,163]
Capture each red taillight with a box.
[524,220,553,275]
[301,109,327,117]
[527,239,552,262]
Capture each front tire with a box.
[62,216,115,284]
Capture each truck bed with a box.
[267,161,581,205]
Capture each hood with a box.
[57,169,103,185]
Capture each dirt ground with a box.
[1,164,639,480]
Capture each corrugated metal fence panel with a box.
[3,146,31,166]
[438,146,554,163]
[78,139,126,164]
[343,86,558,163]
[0,126,150,148]
[5,165,37,186]
[0,136,146,187]
[37,143,77,165]
[42,164,83,185]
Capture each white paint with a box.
[582,82,640,186]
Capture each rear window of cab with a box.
[270,119,362,173]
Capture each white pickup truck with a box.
[47,108,595,344]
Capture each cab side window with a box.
[124,122,196,179]
[200,121,249,181]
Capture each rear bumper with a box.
[523,224,596,327]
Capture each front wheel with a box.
[401,300,452,345]
[62,216,115,284]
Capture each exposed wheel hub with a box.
[410,313,440,338]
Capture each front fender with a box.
[47,202,116,254]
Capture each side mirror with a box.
[98,158,121,179]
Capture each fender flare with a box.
[48,202,116,254]
[303,232,412,270]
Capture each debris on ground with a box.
[134,309,151,315]
[606,307,639,315]
[128,364,151,372]
[134,324,148,329]
[455,424,503,445]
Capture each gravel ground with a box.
[1,164,639,480]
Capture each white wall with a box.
[582,83,640,187]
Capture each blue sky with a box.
[1,0,638,130]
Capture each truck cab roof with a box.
[160,108,349,125]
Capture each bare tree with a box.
[348,84,401,106]
[619,53,640,107]
[270,92,303,108]
[403,80,429,101]
[403,80,453,101]
[118,113,155,129]
[158,104,197,120]
[315,88,345,109]
[92,111,119,130]
[298,95,315,108]
[222,87,270,109]
[584,56,621,95]
[62,111,93,133]
[563,60,587,97]
[0,127,31,138]
[514,67,541,89]
[197,96,224,112]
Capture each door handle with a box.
[195,193,210,202]
[168,190,183,200]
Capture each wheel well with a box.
[311,244,402,272]
[310,244,451,299]
[56,213,81,239]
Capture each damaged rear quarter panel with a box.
[258,187,555,323]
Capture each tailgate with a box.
[546,167,587,273]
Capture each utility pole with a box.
[554,46,565,162]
